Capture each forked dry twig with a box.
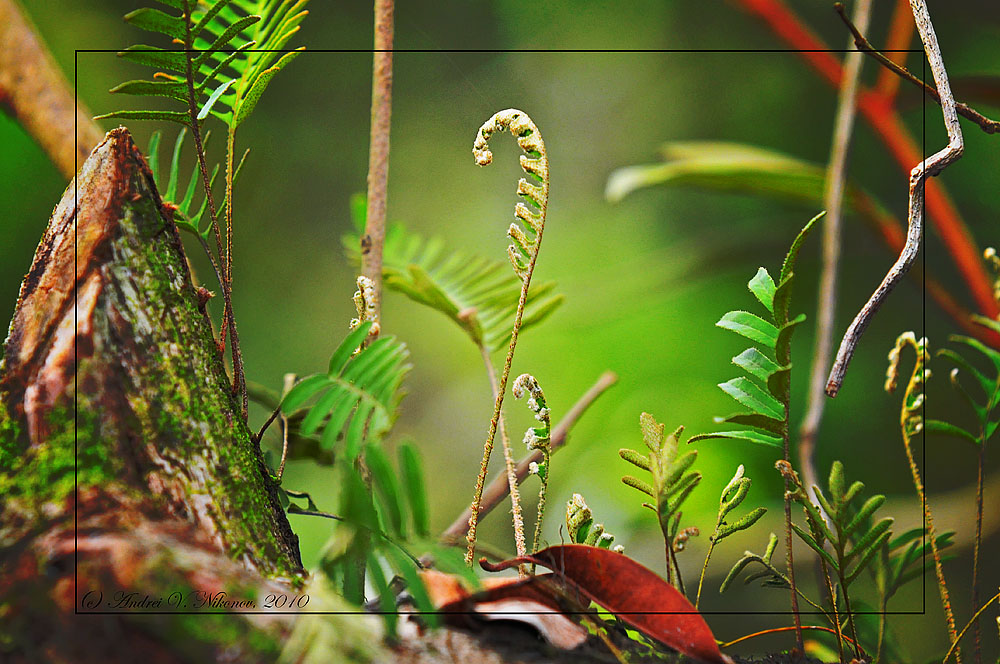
[826,0,964,397]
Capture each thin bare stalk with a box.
[972,442,985,663]
[827,0,965,397]
[695,540,714,609]
[799,0,871,503]
[442,370,616,542]
[478,343,528,569]
[362,0,394,325]
[943,590,1000,664]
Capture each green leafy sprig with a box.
[619,412,701,592]
[280,320,410,461]
[695,465,766,608]
[779,459,892,659]
[344,197,563,354]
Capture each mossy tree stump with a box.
[0,128,315,662]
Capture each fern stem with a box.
[362,0,394,325]
[819,557,844,663]
[972,441,984,664]
[781,417,803,650]
[442,371,615,543]
[530,447,549,556]
[466,110,549,566]
[181,0,246,417]
[477,343,528,569]
[902,403,960,659]
[695,540,716,609]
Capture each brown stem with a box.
[799,0,871,505]
[181,0,245,417]
[362,0,394,325]
[441,370,617,542]
[477,343,527,569]
[972,443,984,664]
[0,0,104,179]
[835,2,1000,135]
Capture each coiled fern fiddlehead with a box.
[466,110,550,567]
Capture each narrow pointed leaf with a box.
[687,430,783,448]
[748,267,775,314]
[717,311,778,348]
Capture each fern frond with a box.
[344,206,563,352]
[99,0,308,130]
[689,213,821,451]
[473,109,549,281]
[281,321,410,460]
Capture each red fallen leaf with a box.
[481,544,733,664]
[418,569,588,649]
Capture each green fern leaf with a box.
[282,322,410,459]
[344,205,563,352]
[717,311,778,347]
[687,429,782,448]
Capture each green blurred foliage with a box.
[4,1,1000,658]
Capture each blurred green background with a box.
[3,0,999,659]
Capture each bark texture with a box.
[1,126,301,572]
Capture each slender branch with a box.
[720,625,861,651]
[0,0,104,179]
[799,0,871,505]
[943,590,1000,664]
[827,0,965,397]
[276,373,295,482]
[477,343,528,568]
[442,370,617,542]
[835,3,1000,134]
[361,0,394,326]
[737,0,999,328]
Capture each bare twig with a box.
[836,3,1000,135]
[276,373,295,482]
[0,0,104,179]
[477,343,528,569]
[827,0,964,397]
[361,0,394,325]
[442,370,617,542]
[799,0,871,505]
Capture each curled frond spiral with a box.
[885,332,929,437]
[473,109,549,282]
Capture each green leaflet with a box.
[343,197,563,352]
[605,140,892,246]
[144,129,251,239]
[281,322,411,459]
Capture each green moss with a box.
[0,404,119,504]
[0,398,24,472]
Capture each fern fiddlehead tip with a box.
[473,109,549,282]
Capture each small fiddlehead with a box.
[466,110,552,567]
[513,373,551,557]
